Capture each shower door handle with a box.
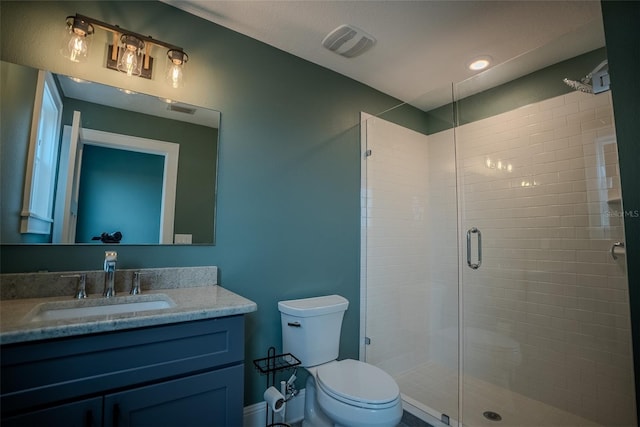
[466,227,482,270]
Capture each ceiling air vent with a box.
[322,24,376,58]
[168,104,196,115]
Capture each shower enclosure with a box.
[360,32,636,427]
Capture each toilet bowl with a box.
[278,295,403,427]
[312,360,403,427]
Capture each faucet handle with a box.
[61,273,87,299]
[131,271,146,295]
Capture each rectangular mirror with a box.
[1,60,220,245]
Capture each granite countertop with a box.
[0,267,257,345]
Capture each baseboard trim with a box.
[244,389,306,427]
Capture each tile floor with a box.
[394,361,601,427]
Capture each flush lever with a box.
[287,322,301,327]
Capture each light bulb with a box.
[165,49,188,88]
[121,47,138,76]
[62,16,93,63]
[117,35,144,77]
[168,63,183,88]
[68,32,88,62]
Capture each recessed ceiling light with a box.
[468,56,492,71]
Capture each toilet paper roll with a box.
[264,386,285,413]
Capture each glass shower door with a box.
[360,85,460,425]
[455,79,636,426]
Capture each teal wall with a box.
[601,0,640,419]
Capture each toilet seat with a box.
[316,359,400,409]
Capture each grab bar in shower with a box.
[466,227,482,270]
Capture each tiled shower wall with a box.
[454,90,635,425]
[362,115,433,375]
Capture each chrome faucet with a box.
[103,251,118,297]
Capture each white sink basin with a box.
[26,295,176,322]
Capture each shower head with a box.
[563,59,609,94]
[563,78,593,93]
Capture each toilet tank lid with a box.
[278,295,348,317]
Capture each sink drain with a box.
[483,411,502,422]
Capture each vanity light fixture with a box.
[63,13,189,87]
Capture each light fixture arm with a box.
[70,13,185,54]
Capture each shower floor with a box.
[394,361,600,427]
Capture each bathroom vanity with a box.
[0,267,257,427]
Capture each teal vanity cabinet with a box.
[2,397,103,427]
[1,316,245,427]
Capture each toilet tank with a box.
[278,295,349,367]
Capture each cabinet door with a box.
[104,365,243,427]
[3,396,102,427]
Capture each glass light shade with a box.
[165,50,188,88]
[62,17,93,63]
[117,35,144,77]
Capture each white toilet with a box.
[278,295,403,427]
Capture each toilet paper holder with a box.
[254,347,301,427]
[264,386,286,413]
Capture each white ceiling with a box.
[163,0,605,110]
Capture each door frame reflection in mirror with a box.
[53,111,179,244]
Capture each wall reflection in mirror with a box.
[1,60,220,245]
